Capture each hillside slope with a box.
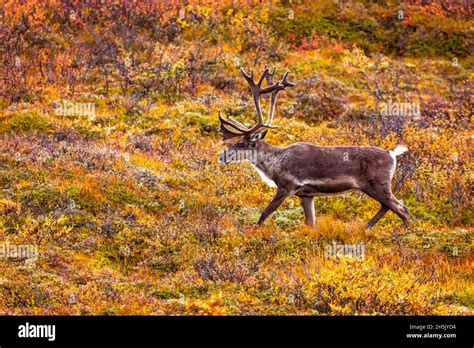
[0,0,472,315]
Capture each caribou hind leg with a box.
[363,185,411,228]
[383,197,411,227]
[367,204,389,229]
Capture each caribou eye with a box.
[236,141,245,148]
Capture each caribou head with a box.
[218,65,294,165]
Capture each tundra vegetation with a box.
[0,0,472,315]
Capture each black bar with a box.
[0,316,471,346]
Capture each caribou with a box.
[218,66,411,229]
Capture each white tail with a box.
[390,145,408,158]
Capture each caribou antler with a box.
[219,65,295,139]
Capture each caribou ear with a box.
[249,130,267,142]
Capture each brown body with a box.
[218,66,411,228]
[254,142,393,195]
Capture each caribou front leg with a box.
[256,188,289,226]
[299,195,315,227]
